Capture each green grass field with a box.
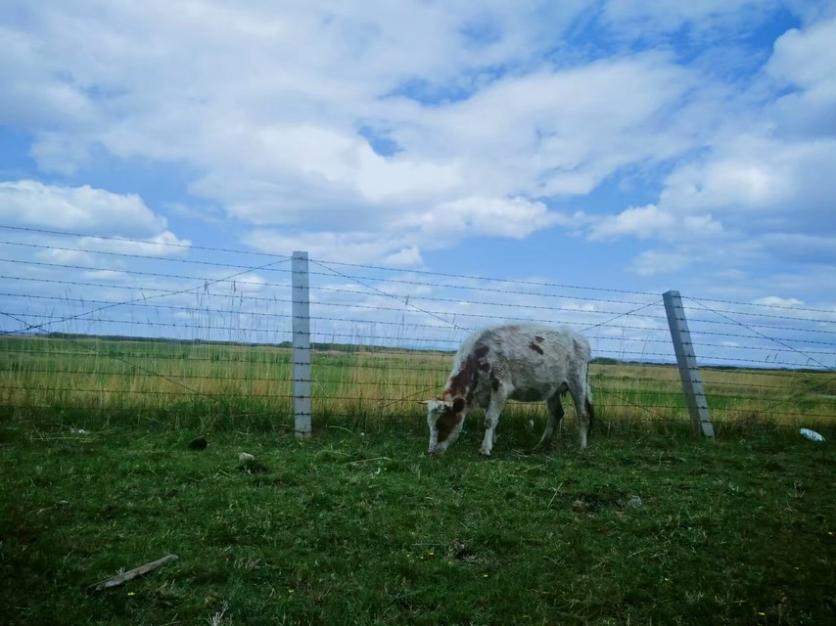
[1,335,835,625]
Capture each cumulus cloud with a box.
[598,14,836,279]
[404,196,563,240]
[670,17,836,217]
[2,0,835,288]
[241,229,425,268]
[0,180,163,234]
[0,180,190,255]
[659,137,836,229]
[584,201,727,245]
[0,1,724,262]
[390,54,702,198]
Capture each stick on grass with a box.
[91,554,179,591]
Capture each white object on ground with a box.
[799,428,825,443]
[239,452,256,462]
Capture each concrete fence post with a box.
[663,290,715,438]
[292,251,311,439]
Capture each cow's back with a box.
[447,324,590,407]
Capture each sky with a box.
[1,0,836,366]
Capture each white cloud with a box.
[658,136,836,228]
[587,203,724,242]
[767,16,836,89]
[391,54,702,199]
[0,180,168,235]
[752,296,804,308]
[629,250,689,276]
[77,231,192,258]
[404,196,562,240]
[82,269,127,281]
[241,229,425,268]
[0,24,95,133]
[610,15,836,277]
[383,246,424,267]
[0,181,190,262]
[0,2,723,263]
[28,133,93,176]
[590,204,673,240]
[35,247,93,265]
[767,16,836,138]
[658,17,836,230]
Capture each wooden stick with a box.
[92,554,178,591]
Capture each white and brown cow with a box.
[425,324,594,456]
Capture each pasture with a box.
[1,334,835,625]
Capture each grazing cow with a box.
[425,324,594,456]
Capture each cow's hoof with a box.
[479,448,492,457]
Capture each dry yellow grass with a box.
[1,335,834,432]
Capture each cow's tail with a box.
[585,366,594,434]
[585,396,595,434]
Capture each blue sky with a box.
[1,1,836,361]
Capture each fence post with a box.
[663,290,715,438]
[292,251,312,439]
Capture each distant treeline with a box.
[35,332,451,355]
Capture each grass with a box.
[2,334,835,434]
[1,334,835,624]
[1,423,834,625]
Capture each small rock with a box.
[188,436,208,450]
[571,499,588,513]
[625,495,643,508]
[238,452,268,473]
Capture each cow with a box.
[425,324,594,456]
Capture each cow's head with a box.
[424,397,467,455]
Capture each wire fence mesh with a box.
[0,223,834,433]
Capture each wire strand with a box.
[309,258,463,331]
[2,225,827,318]
[0,239,293,274]
[0,223,289,260]
[687,297,835,371]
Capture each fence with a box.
[1,224,834,436]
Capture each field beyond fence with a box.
[2,334,835,437]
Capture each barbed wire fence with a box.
[0,223,834,436]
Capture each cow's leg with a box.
[480,388,508,456]
[568,380,592,449]
[534,391,564,450]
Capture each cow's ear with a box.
[452,397,466,413]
